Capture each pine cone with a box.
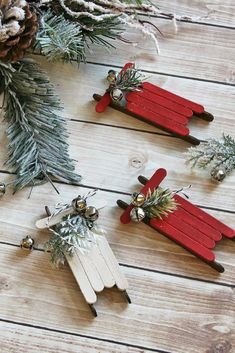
[0,1,38,63]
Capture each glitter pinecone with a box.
[0,0,38,63]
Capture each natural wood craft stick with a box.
[76,250,105,293]
[97,236,128,291]
[88,244,116,288]
[65,252,97,305]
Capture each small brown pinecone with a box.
[0,1,38,63]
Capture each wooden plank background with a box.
[0,1,234,352]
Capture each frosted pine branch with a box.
[185,135,235,181]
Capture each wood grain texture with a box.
[32,56,235,141]
[0,174,234,285]
[155,0,235,27]
[0,2,235,352]
[0,244,234,353]
[84,18,235,84]
[0,121,234,210]
[0,322,155,353]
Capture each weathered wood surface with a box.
[31,56,235,140]
[0,1,234,353]
[0,244,234,353]
[0,322,157,353]
[85,19,235,84]
[0,175,234,285]
[156,0,235,27]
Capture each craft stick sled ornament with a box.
[36,192,130,317]
[117,169,235,273]
[93,63,214,145]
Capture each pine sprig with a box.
[45,213,96,266]
[185,134,235,178]
[35,12,85,63]
[0,58,81,192]
[109,67,146,92]
[143,187,178,220]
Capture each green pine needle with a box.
[36,12,85,63]
[0,58,81,192]
[45,213,96,266]
[109,66,146,92]
[143,187,178,220]
[185,134,235,177]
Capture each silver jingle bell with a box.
[0,183,6,196]
[131,192,146,207]
[130,207,146,223]
[211,168,226,182]
[84,206,99,222]
[20,235,35,251]
[72,196,87,212]
[110,88,123,102]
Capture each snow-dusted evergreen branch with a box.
[185,135,235,182]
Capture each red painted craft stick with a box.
[120,62,134,74]
[120,169,167,224]
[149,217,215,262]
[126,92,189,125]
[174,195,235,239]
[95,92,112,113]
[127,102,190,136]
[165,212,216,249]
[127,88,193,117]
[173,206,222,242]
[143,82,205,114]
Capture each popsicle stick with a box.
[149,217,215,262]
[120,168,167,224]
[165,212,216,249]
[36,200,107,229]
[174,195,235,239]
[143,82,205,114]
[120,62,134,73]
[127,102,190,136]
[117,199,224,273]
[97,236,128,291]
[88,243,116,288]
[173,206,222,242]
[66,252,97,304]
[126,92,189,125]
[95,92,112,113]
[128,88,193,117]
[93,94,201,145]
[77,249,105,293]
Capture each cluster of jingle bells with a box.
[71,195,99,225]
[129,192,149,222]
[20,195,99,251]
[106,69,124,103]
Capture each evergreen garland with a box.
[0,58,81,192]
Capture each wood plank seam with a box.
[0,318,170,353]
[0,241,234,288]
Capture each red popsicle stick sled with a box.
[94,63,214,145]
[117,169,234,273]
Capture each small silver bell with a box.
[72,196,87,212]
[0,183,6,196]
[130,207,145,222]
[211,168,226,182]
[84,206,99,221]
[131,192,146,207]
[20,235,35,251]
[110,88,123,102]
